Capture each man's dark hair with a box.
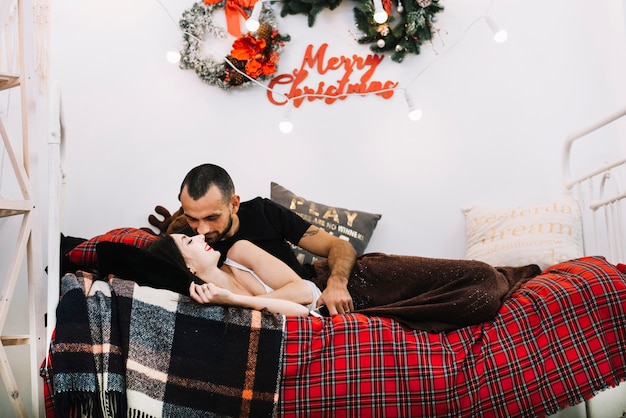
[179,164,235,201]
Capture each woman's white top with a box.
[224,258,321,311]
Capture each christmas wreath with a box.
[354,0,444,63]
[279,0,343,27]
[179,1,290,89]
[278,0,444,63]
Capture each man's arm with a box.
[297,226,357,315]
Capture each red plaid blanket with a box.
[278,256,626,417]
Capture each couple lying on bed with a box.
[106,231,542,332]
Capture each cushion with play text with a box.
[463,198,583,270]
[270,182,382,264]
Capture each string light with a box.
[372,0,388,24]
[245,1,263,32]
[484,16,508,43]
[483,0,507,43]
[401,0,509,121]
[278,106,294,134]
[156,0,508,130]
[404,91,422,121]
[166,50,181,63]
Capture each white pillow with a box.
[463,198,583,270]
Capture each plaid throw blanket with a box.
[51,271,126,417]
[51,273,285,418]
[279,256,626,417]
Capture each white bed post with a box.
[561,105,626,418]
[562,106,626,263]
[562,107,626,191]
[46,80,62,351]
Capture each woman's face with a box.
[171,234,220,273]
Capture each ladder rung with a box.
[0,73,20,91]
[1,335,30,346]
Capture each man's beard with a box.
[204,215,233,244]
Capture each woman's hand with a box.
[189,282,232,305]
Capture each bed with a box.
[43,108,626,418]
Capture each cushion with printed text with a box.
[270,182,382,264]
[463,197,583,270]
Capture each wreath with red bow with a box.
[179,0,290,89]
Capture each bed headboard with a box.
[562,106,626,264]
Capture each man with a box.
[172,163,357,315]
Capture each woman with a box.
[148,233,319,317]
[146,233,542,331]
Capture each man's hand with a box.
[317,276,354,315]
[298,226,357,315]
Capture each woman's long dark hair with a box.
[147,234,203,285]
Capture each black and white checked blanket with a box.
[51,272,285,418]
[52,271,126,418]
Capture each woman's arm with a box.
[227,240,315,306]
[189,282,309,316]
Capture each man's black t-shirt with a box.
[178,197,314,278]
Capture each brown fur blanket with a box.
[312,253,541,332]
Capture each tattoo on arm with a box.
[302,228,319,238]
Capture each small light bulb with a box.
[374,10,388,24]
[280,104,293,133]
[408,108,423,121]
[246,1,263,32]
[372,0,388,23]
[166,50,181,63]
[485,16,508,44]
[279,120,293,133]
[493,29,508,43]
[245,18,260,32]
[404,91,422,121]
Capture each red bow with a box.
[204,0,258,37]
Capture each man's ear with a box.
[230,194,241,214]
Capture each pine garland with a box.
[353,0,444,63]
[277,0,445,64]
[279,0,344,27]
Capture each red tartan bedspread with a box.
[278,256,626,417]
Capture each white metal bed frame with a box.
[562,106,626,265]
[560,105,626,418]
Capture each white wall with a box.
[0,1,625,415]
[48,0,626,260]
